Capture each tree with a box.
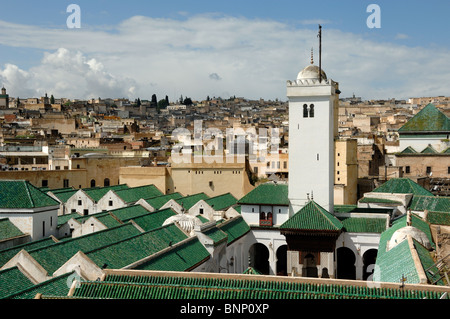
[136,98,141,108]
[183,97,193,106]
[158,99,169,109]
[151,94,157,107]
[50,94,55,104]
[165,95,169,105]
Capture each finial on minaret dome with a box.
[310,48,314,64]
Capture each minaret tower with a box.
[287,26,340,215]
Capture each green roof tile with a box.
[339,217,387,233]
[8,271,74,299]
[0,237,56,268]
[85,224,188,269]
[135,237,210,272]
[398,103,450,133]
[0,180,59,209]
[426,211,450,226]
[83,184,129,202]
[399,146,417,154]
[129,208,177,232]
[113,185,163,204]
[372,178,434,196]
[217,216,250,245]
[0,218,25,240]
[280,201,343,231]
[175,193,210,210]
[238,183,289,206]
[0,266,35,299]
[144,193,183,210]
[421,145,438,154]
[205,193,237,211]
[409,195,450,213]
[108,205,151,222]
[28,223,141,275]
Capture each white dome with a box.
[297,64,327,81]
[388,226,431,251]
[163,214,203,236]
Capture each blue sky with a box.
[0,0,449,101]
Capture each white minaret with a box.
[287,49,339,215]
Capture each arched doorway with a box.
[249,243,269,275]
[303,253,318,278]
[90,179,96,188]
[337,247,356,280]
[362,249,378,280]
[276,245,287,276]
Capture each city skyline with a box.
[0,1,450,102]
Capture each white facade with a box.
[287,64,339,214]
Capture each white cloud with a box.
[0,15,449,101]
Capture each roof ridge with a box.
[24,181,35,208]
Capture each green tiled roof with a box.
[243,267,263,275]
[280,201,343,232]
[400,146,417,154]
[113,185,163,204]
[48,189,78,204]
[0,266,35,299]
[83,184,130,202]
[108,205,151,222]
[339,217,387,233]
[359,197,402,205]
[205,193,237,211]
[135,237,210,272]
[372,178,434,196]
[426,211,450,226]
[374,238,421,284]
[144,192,183,210]
[217,216,250,245]
[0,180,59,209]
[7,271,74,299]
[421,145,438,154]
[57,212,82,227]
[28,223,141,275]
[0,218,25,240]
[71,272,445,299]
[409,195,450,213]
[203,226,228,246]
[238,183,289,206]
[398,103,450,133]
[128,208,177,232]
[85,224,188,269]
[0,237,56,268]
[413,239,444,285]
[175,193,210,210]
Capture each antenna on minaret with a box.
[317,24,322,83]
[310,48,314,64]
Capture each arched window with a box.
[309,104,314,118]
[260,212,266,220]
[104,178,110,187]
[90,179,96,188]
[303,104,308,118]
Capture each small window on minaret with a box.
[303,104,308,118]
[309,104,314,117]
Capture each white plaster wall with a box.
[66,190,96,216]
[96,191,127,212]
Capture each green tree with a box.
[158,99,169,109]
[50,94,55,104]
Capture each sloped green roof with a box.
[413,239,444,285]
[0,218,25,240]
[400,146,417,154]
[83,184,129,202]
[108,205,151,222]
[205,193,237,211]
[359,197,403,205]
[0,237,56,268]
[7,271,75,299]
[217,216,250,245]
[280,201,343,232]
[409,195,450,213]
[420,145,438,154]
[71,272,445,299]
[135,237,210,272]
[48,189,78,204]
[243,267,263,275]
[113,185,164,204]
[372,178,434,196]
[128,208,177,232]
[144,193,183,210]
[398,103,450,133]
[57,212,82,227]
[175,193,210,210]
[0,180,59,209]
[28,223,141,275]
[85,224,188,269]
[0,266,35,299]
[443,147,450,154]
[374,238,421,284]
[203,226,228,246]
[426,211,450,226]
[238,183,289,206]
[338,217,387,233]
